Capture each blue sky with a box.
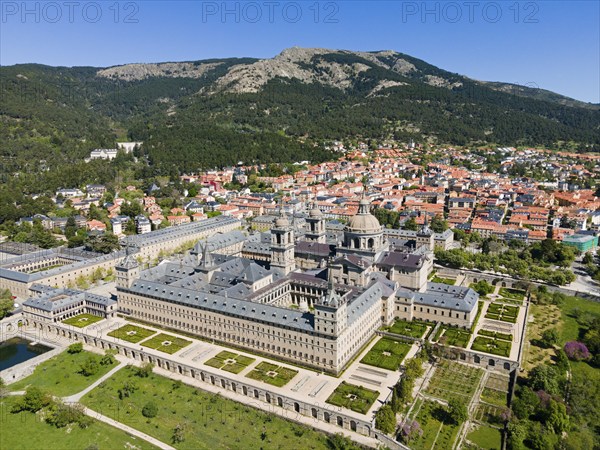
[1,1,598,103]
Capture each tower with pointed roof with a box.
[196,241,218,282]
[315,258,347,337]
[270,210,296,274]
[115,249,140,289]
[416,215,434,251]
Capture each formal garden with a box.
[360,337,412,370]
[81,365,335,449]
[430,275,456,285]
[107,324,156,343]
[326,381,379,415]
[403,399,461,450]
[485,303,519,323]
[245,361,298,387]
[386,319,429,339]
[140,333,192,354]
[433,326,472,348]
[62,313,104,328]
[204,350,255,374]
[471,336,512,357]
[499,287,525,302]
[424,360,484,404]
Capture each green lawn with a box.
[326,381,379,415]
[245,361,299,387]
[478,329,512,341]
[0,396,158,450]
[108,324,157,343]
[62,313,104,328]
[204,350,255,374]
[559,294,600,343]
[407,400,461,450]
[424,360,483,404]
[81,365,331,449]
[467,424,502,449]
[471,336,512,357]
[431,275,456,285]
[140,333,192,354]
[387,319,428,338]
[499,287,525,301]
[10,350,118,397]
[485,303,519,323]
[360,337,411,371]
[438,327,471,348]
[480,387,508,407]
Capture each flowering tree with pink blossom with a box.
[564,341,591,361]
[401,420,423,443]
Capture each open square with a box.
[325,381,379,415]
[62,313,103,328]
[204,350,256,374]
[360,337,411,371]
[245,361,299,387]
[107,324,156,343]
[140,333,192,354]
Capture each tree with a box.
[172,423,186,444]
[11,387,51,413]
[447,398,468,425]
[142,401,158,418]
[375,404,396,435]
[545,400,569,433]
[64,216,78,238]
[564,341,591,361]
[430,215,448,233]
[0,289,14,319]
[135,362,154,378]
[471,280,493,296]
[118,380,138,399]
[403,217,418,231]
[85,233,120,254]
[67,342,83,354]
[326,433,360,450]
[528,364,561,395]
[400,419,423,443]
[100,349,116,366]
[79,356,100,377]
[540,329,559,348]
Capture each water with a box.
[0,337,52,371]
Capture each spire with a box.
[200,239,215,269]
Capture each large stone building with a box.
[115,196,478,374]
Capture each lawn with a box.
[473,403,505,426]
[471,336,512,357]
[62,313,104,328]
[360,337,411,371]
[387,319,428,338]
[0,396,158,450]
[438,327,471,348]
[326,381,379,415]
[245,361,298,387]
[431,275,456,285]
[406,400,461,450]
[466,424,502,450]
[424,360,483,404]
[499,287,525,301]
[108,324,156,343]
[10,349,118,397]
[204,350,255,374]
[480,387,508,407]
[81,365,331,449]
[140,333,192,354]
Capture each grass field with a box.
[431,276,456,285]
[245,361,298,387]
[140,333,192,354]
[62,313,104,328]
[0,396,158,450]
[438,327,471,348]
[478,329,512,341]
[204,350,255,374]
[466,424,502,449]
[387,319,428,338]
[326,381,379,415]
[424,360,483,404]
[471,336,512,357]
[10,350,117,396]
[81,365,331,449]
[108,324,156,343]
[360,337,411,371]
[499,288,525,301]
[480,387,508,407]
[473,403,505,426]
[407,400,461,450]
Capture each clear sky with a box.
[1,1,598,103]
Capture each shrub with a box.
[142,401,158,418]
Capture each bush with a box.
[67,342,83,354]
[142,401,158,418]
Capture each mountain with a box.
[1,47,599,184]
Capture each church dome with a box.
[345,196,382,234]
[275,215,289,228]
[309,207,322,218]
